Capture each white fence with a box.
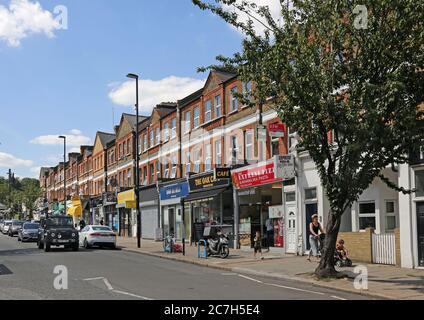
[372,233,396,265]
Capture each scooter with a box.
[206,233,230,259]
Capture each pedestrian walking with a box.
[79,219,86,231]
[253,230,264,260]
[100,218,104,226]
[307,214,325,262]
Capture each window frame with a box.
[193,106,200,128]
[204,100,212,123]
[214,95,222,118]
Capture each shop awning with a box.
[67,206,82,217]
[185,187,229,202]
[117,189,136,209]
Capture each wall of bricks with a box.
[337,228,374,263]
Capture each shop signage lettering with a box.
[103,192,116,205]
[269,123,285,138]
[214,167,231,180]
[160,182,189,200]
[232,160,282,189]
[188,171,230,192]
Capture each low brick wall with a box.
[337,228,374,263]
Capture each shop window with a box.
[205,144,212,171]
[215,140,222,166]
[358,201,376,230]
[304,188,317,200]
[185,111,191,133]
[285,192,296,202]
[415,170,424,197]
[205,100,212,123]
[214,95,221,118]
[194,107,200,128]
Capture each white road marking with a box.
[221,273,237,276]
[236,274,327,296]
[83,277,104,281]
[238,274,264,283]
[266,283,326,295]
[331,295,348,300]
[103,278,114,291]
[113,290,154,300]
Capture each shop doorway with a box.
[305,203,318,250]
[286,205,297,254]
[417,202,424,267]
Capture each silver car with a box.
[1,220,12,234]
[18,222,40,242]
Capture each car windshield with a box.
[12,221,23,226]
[92,226,112,231]
[23,223,39,229]
[46,217,73,227]
[5,222,12,226]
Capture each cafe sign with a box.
[188,171,230,192]
[232,159,282,189]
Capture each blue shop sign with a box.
[160,182,189,201]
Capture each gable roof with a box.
[213,70,237,83]
[178,88,203,108]
[122,113,149,129]
[97,132,116,147]
[156,102,177,119]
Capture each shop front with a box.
[116,189,136,237]
[185,169,233,246]
[67,196,82,225]
[102,192,118,231]
[140,185,159,240]
[159,179,189,241]
[232,158,287,253]
[90,196,103,225]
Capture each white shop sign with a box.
[269,205,284,219]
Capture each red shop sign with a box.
[268,123,285,138]
[232,160,282,189]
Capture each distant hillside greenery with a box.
[0,177,41,219]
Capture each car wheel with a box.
[44,242,51,252]
[110,244,116,250]
[72,244,79,251]
[83,238,91,249]
[18,236,21,242]
[37,239,44,249]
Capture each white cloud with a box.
[30,129,91,147]
[222,0,283,36]
[0,0,60,47]
[0,152,33,167]
[109,76,205,115]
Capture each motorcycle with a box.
[206,233,230,259]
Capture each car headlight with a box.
[51,233,55,237]
[72,233,76,237]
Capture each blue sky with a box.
[0,0,244,178]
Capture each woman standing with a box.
[307,214,324,261]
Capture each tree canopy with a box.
[193,0,424,277]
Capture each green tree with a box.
[193,0,424,277]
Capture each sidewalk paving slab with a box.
[117,237,424,300]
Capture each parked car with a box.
[79,225,117,249]
[18,222,40,242]
[8,220,24,237]
[37,215,79,252]
[1,220,12,234]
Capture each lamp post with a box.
[59,135,67,214]
[127,73,141,248]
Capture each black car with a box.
[37,215,79,252]
[18,222,40,242]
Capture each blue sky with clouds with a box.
[0,0,244,178]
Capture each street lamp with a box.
[127,72,142,248]
[59,135,67,214]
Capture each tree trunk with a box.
[315,212,342,278]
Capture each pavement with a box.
[117,237,424,300]
[0,233,370,300]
